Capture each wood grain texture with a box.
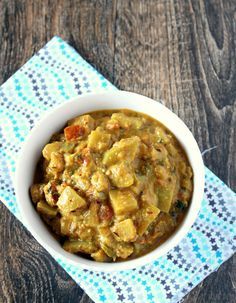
[0,0,235,302]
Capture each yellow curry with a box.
[30,109,193,262]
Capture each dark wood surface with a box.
[0,0,235,302]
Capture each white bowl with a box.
[15,91,205,271]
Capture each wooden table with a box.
[0,1,235,302]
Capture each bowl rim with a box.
[15,90,205,271]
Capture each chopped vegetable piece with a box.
[157,176,176,213]
[68,114,95,134]
[64,125,85,141]
[107,162,134,188]
[116,242,134,258]
[37,201,58,218]
[91,171,109,192]
[61,142,75,153]
[109,190,138,216]
[42,142,62,161]
[64,153,75,167]
[84,201,100,227]
[100,243,116,259]
[72,174,90,191]
[111,219,137,242]
[60,214,80,236]
[48,152,64,173]
[63,239,97,254]
[103,136,140,166]
[88,127,111,152]
[57,186,87,214]
[91,249,110,262]
[98,227,117,259]
[137,204,160,236]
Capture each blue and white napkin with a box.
[0,36,235,303]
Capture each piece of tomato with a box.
[64,125,85,141]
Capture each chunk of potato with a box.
[116,242,134,259]
[103,136,140,166]
[57,186,87,214]
[137,204,160,236]
[111,219,137,242]
[107,162,134,188]
[157,176,176,213]
[88,127,111,152]
[63,239,97,254]
[91,171,109,192]
[84,201,100,227]
[64,153,75,167]
[98,226,134,259]
[110,113,143,129]
[42,142,62,161]
[37,201,58,218]
[76,226,95,241]
[109,190,138,216]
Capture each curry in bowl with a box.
[30,109,193,262]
